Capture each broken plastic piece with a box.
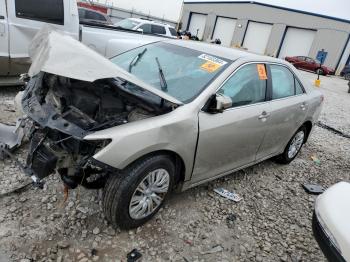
[311,155,321,165]
[214,188,242,202]
[0,120,25,159]
[302,183,325,195]
[127,248,142,262]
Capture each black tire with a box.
[103,155,175,229]
[344,73,350,81]
[316,68,324,75]
[275,126,307,164]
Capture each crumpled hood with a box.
[28,26,183,105]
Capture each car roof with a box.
[128,18,174,28]
[163,39,283,63]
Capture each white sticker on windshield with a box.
[198,54,227,66]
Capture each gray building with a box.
[181,1,350,74]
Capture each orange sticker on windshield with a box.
[257,64,268,80]
[201,61,221,73]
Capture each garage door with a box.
[279,28,316,58]
[242,22,272,54]
[212,17,237,47]
[188,13,207,40]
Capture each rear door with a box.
[0,0,9,76]
[192,63,270,183]
[256,64,308,160]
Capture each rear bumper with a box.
[312,212,346,262]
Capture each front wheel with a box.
[275,126,306,164]
[103,155,175,229]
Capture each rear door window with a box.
[271,65,305,99]
[15,0,64,25]
[151,25,166,35]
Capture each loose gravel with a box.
[0,72,349,262]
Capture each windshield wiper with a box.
[155,57,168,91]
[128,48,147,73]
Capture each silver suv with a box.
[115,18,177,38]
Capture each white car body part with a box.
[314,182,350,261]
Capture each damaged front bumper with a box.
[21,73,117,189]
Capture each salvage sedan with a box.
[22,29,323,229]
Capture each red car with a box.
[285,56,335,76]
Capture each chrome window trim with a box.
[201,61,307,113]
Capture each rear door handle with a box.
[258,111,270,120]
[300,102,307,110]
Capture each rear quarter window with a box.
[15,0,64,25]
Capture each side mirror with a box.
[216,93,232,111]
[136,28,143,34]
[205,93,232,113]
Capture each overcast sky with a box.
[98,0,350,22]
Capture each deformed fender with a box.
[84,108,199,181]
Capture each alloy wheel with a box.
[288,131,305,159]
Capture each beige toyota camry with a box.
[22,30,323,229]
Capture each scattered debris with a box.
[226,213,237,228]
[200,245,224,255]
[0,119,25,159]
[214,188,242,202]
[127,249,142,262]
[302,184,325,195]
[310,155,321,165]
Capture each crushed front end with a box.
[22,72,172,189]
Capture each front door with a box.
[192,63,270,183]
[0,0,9,76]
[256,64,309,159]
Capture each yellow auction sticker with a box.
[201,61,222,73]
[256,64,268,80]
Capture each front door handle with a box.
[258,111,270,120]
[0,16,5,20]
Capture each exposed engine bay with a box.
[22,72,175,189]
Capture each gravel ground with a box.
[0,71,349,262]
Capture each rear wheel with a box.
[275,126,306,164]
[103,155,175,229]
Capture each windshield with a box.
[115,19,140,30]
[111,42,231,103]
